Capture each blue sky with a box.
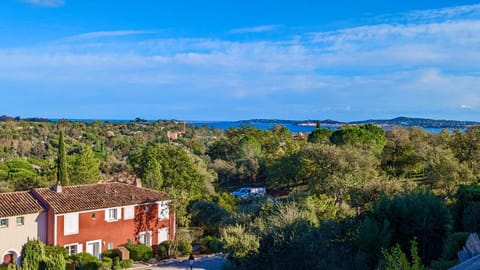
[1,0,480,121]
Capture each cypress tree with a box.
[57,130,69,185]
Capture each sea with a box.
[188,121,449,134]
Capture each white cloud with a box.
[461,105,472,109]
[19,0,64,7]
[229,25,282,34]
[3,3,480,120]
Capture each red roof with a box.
[0,191,45,218]
[33,182,168,214]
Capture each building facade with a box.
[32,182,174,258]
[0,181,174,264]
[0,191,46,265]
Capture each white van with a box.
[231,187,266,198]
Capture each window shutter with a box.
[64,213,79,235]
[124,206,135,220]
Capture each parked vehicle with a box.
[231,187,266,198]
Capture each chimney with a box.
[134,178,142,188]
[53,182,62,193]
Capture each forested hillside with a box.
[2,119,480,269]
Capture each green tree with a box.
[369,190,451,265]
[307,128,332,144]
[379,241,426,270]
[143,158,163,189]
[70,144,103,184]
[21,239,45,270]
[220,225,259,262]
[56,130,69,185]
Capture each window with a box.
[158,202,169,220]
[138,231,152,247]
[105,208,119,221]
[16,216,24,226]
[124,206,134,220]
[107,242,114,250]
[65,244,81,256]
[0,218,8,228]
[64,213,79,235]
[158,227,169,244]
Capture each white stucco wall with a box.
[0,212,46,262]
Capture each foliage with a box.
[42,253,66,270]
[119,259,133,269]
[157,241,172,260]
[220,225,259,262]
[70,144,103,184]
[453,184,480,231]
[44,245,68,259]
[124,243,153,261]
[112,257,121,270]
[200,236,220,253]
[68,253,101,270]
[189,200,228,236]
[307,128,332,143]
[379,241,426,270]
[367,190,451,265]
[57,130,68,185]
[177,240,193,256]
[21,239,45,270]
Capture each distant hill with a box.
[236,117,480,129]
[350,116,480,129]
[1,115,478,129]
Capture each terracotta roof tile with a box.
[33,183,168,214]
[0,191,45,218]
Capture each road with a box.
[131,254,227,270]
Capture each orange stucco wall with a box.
[55,203,174,252]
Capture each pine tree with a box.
[57,130,69,185]
[71,144,103,184]
[144,157,163,189]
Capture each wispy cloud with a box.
[229,24,281,34]
[19,0,64,7]
[66,30,158,41]
[2,4,480,120]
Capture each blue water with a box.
[189,121,450,134]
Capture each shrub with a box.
[112,257,121,270]
[44,245,68,259]
[101,256,112,269]
[177,240,193,256]
[102,249,120,259]
[69,253,101,270]
[200,236,220,253]
[42,253,66,270]
[157,241,172,260]
[21,239,45,270]
[124,244,153,261]
[442,232,469,260]
[119,259,133,269]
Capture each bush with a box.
[112,257,121,270]
[102,249,120,259]
[157,241,172,260]
[200,236,220,253]
[42,253,66,270]
[442,232,469,260]
[119,259,133,269]
[101,256,113,269]
[68,253,101,270]
[124,244,153,261]
[177,240,193,256]
[44,245,68,259]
